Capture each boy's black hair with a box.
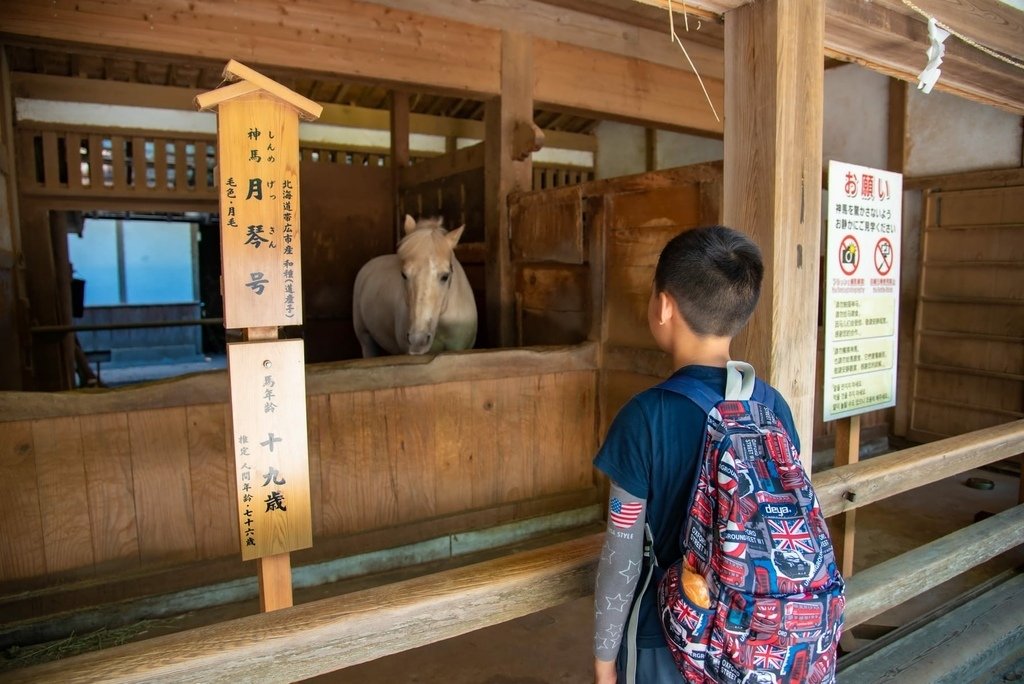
[654,225,763,337]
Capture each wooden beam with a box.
[903,166,1024,191]
[0,343,599,421]
[5,533,603,683]
[485,32,535,347]
[844,503,1024,628]
[11,73,597,152]
[873,0,1024,65]
[627,0,744,22]
[723,0,824,467]
[533,37,725,135]
[814,419,1024,517]
[367,0,726,79]
[1,0,724,134]
[824,0,1024,114]
[0,0,502,98]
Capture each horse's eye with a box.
[401,272,408,281]
[440,272,450,283]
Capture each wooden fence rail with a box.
[7,420,1023,682]
[5,534,603,684]
[814,419,1024,516]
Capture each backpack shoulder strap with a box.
[656,374,718,413]
[657,361,759,411]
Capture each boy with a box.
[592,225,800,683]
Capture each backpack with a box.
[654,361,845,684]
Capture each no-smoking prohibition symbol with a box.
[839,234,859,275]
[874,237,894,276]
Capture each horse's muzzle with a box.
[407,331,433,354]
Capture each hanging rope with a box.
[667,0,720,122]
[900,0,1024,70]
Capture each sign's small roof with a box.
[195,60,323,120]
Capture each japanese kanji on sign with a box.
[197,61,321,329]
[196,62,321,568]
[229,339,312,561]
[823,160,903,421]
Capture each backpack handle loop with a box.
[725,360,756,401]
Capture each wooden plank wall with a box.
[908,184,1024,441]
[0,347,598,589]
[600,167,725,424]
[300,160,393,363]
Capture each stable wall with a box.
[0,347,599,591]
[906,87,1023,176]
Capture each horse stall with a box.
[0,160,724,643]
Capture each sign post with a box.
[824,159,903,578]
[196,61,322,611]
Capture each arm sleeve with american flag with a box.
[593,482,647,662]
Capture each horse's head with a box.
[397,214,465,354]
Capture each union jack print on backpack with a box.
[656,361,845,684]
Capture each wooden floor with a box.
[2,466,1022,681]
[313,465,1024,683]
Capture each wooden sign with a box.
[216,93,303,328]
[228,339,312,561]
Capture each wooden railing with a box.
[8,420,1023,683]
[17,127,593,203]
[17,128,218,200]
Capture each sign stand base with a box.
[258,552,294,611]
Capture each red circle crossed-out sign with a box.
[839,234,859,275]
[874,237,894,276]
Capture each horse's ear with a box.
[446,225,465,248]
[403,214,417,235]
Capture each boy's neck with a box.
[669,330,732,370]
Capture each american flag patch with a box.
[610,497,643,528]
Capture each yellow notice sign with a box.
[217,94,302,328]
[823,160,903,421]
[229,339,312,561]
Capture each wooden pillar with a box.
[645,128,657,172]
[0,45,26,390]
[390,90,410,241]
[723,0,824,469]
[889,78,917,439]
[484,31,534,348]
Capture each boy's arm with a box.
[593,482,647,666]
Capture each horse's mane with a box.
[397,218,453,261]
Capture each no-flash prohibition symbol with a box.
[874,237,894,276]
[839,234,859,275]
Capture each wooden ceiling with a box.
[4,43,602,135]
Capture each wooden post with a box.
[197,61,322,613]
[888,78,915,439]
[1018,453,1024,505]
[485,31,535,348]
[645,128,657,172]
[723,0,824,471]
[258,551,294,612]
[832,414,860,577]
[390,90,410,241]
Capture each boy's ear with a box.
[657,291,675,326]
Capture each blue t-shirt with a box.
[593,365,800,649]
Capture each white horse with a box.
[353,215,477,357]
